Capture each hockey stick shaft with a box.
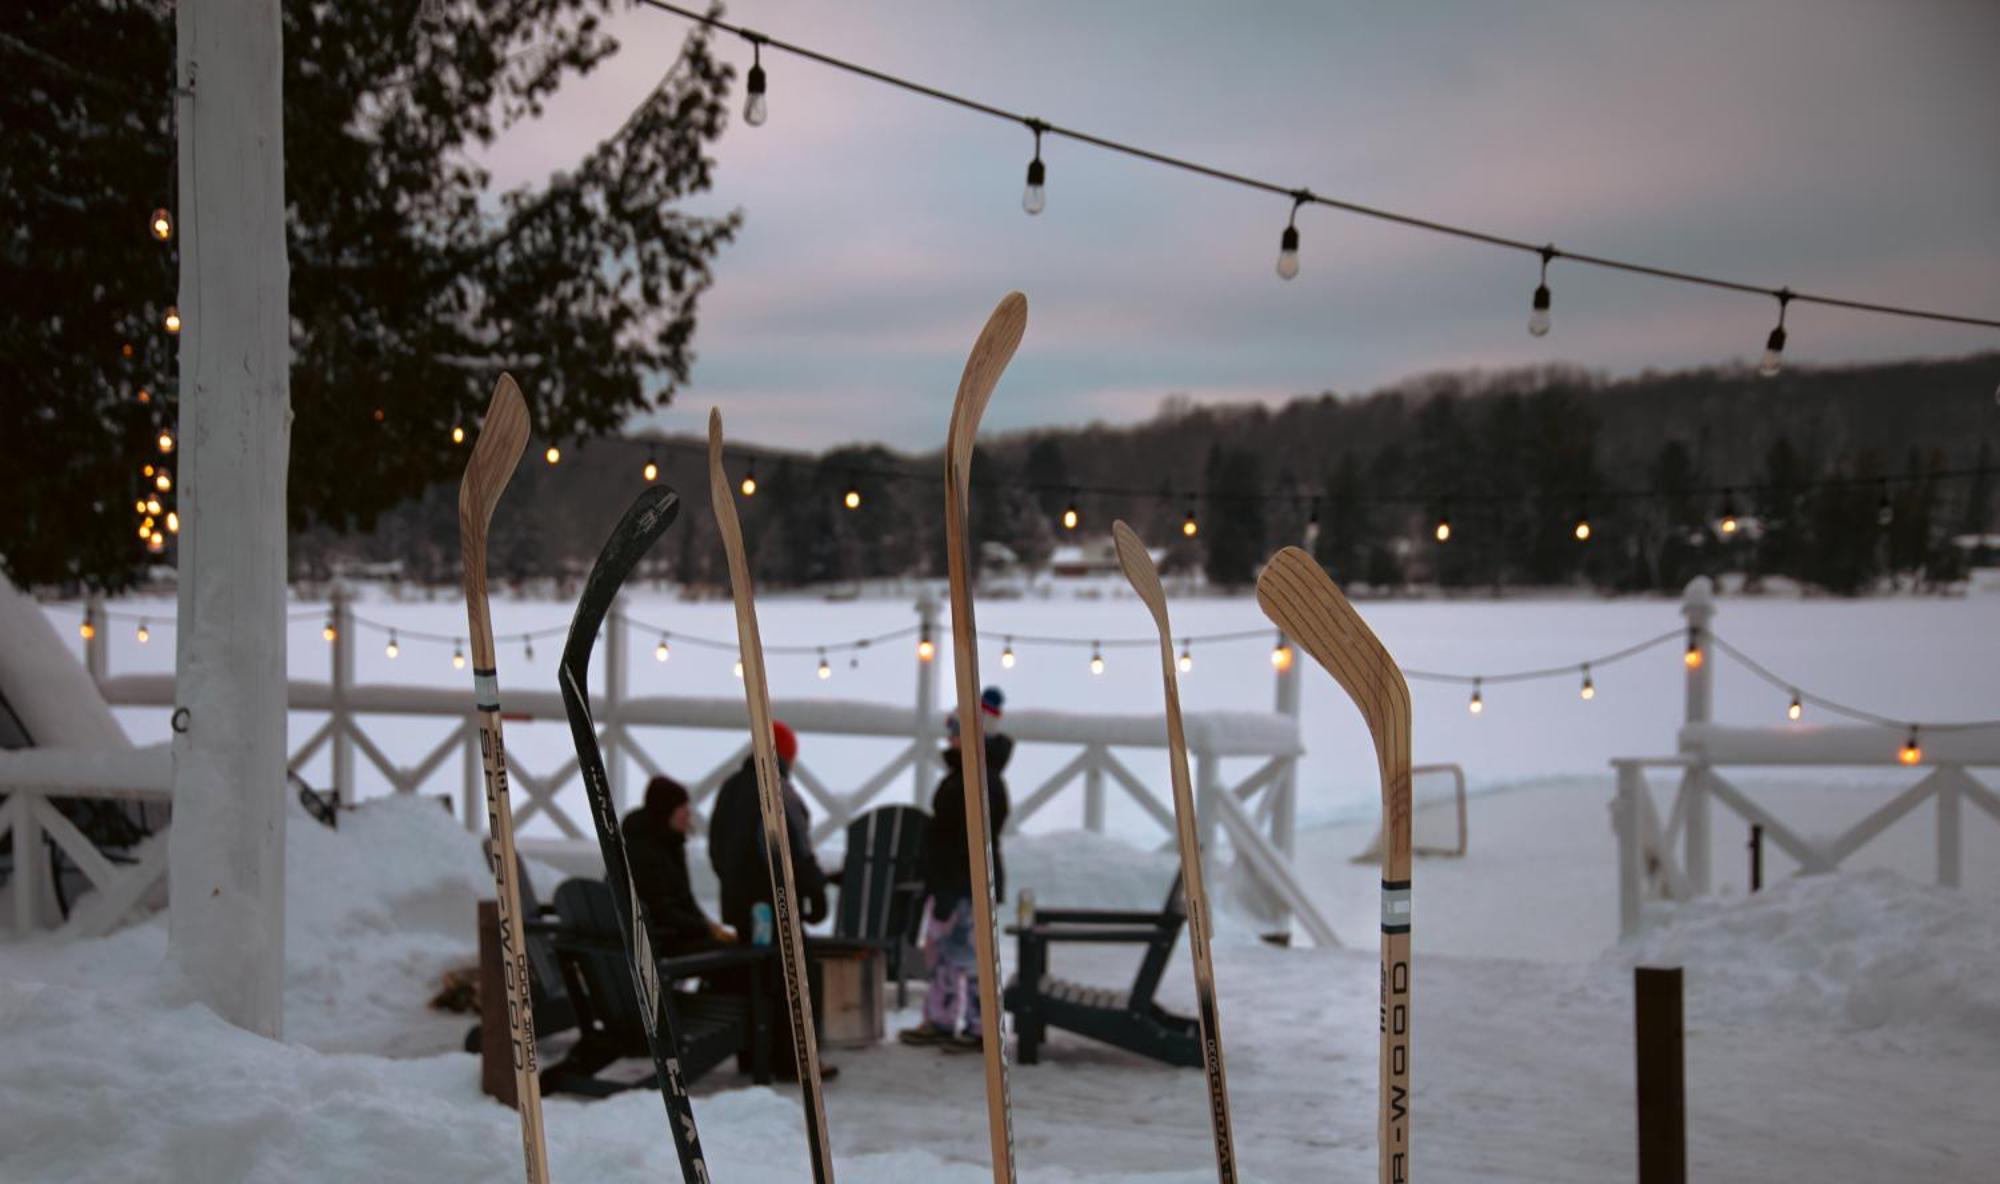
[458,375,550,1184]
[559,486,712,1183]
[707,410,835,1183]
[942,292,1030,1184]
[1111,522,1238,1182]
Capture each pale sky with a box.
[480,0,2000,452]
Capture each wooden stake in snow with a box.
[457,375,550,1184]
[942,292,1030,1184]
[1255,547,1413,1184]
[707,409,836,1184]
[166,0,291,1039]
[1112,521,1239,1183]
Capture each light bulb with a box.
[1275,224,1300,281]
[1759,325,1786,378]
[1062,504,1079,531]
[146,498,161,515]
[1089,645,1104,675]
[1001,640,1016,669]
[135,499,148,514]
[844,487,861,510]
[143,464,155,477]
[1529,283,1552,338]
[156,471,172,492]
[817,653,832,680]
[323,620,337,643]
[1022,156,1046,216]
[165,511,179,534]
[157,430,174,454]
[656,636,670,662]
[1684,643,1703,670]
[917,638,936,662]
[1182,507,1198,538]
[732,659,744,679]
[1469,681,1484,715]
[385,633,400,659]
[147,532,164,552]
[524,639,534,662]
[1435,518,1452,544]
[1720,514,1738,535]
[451,424,465,445]
[163,306,181,333]
[544,446,560,465]
[1899,727,1921,765]
[1574,516,1591,542]
[452,643,465,670]
[1580,667,1595,700]
[150,208,173,241]
[744,61,768,126]
[741,466,758,497]
[1787,692,1802,722]
[1178,644,1193,674]
[643,459,659,482]
[79,620,95,641]
[137,522,152,540]
[136,387,151,404]
[136,620,150,644]
[1271,643,1294,672]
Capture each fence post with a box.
[605,600,628,814]
[1680,577,1714,895]
[84,595,109,684]
[330,584,354,808]
[1937,766,1962,889]
[13,793,43,931]
[1195,749,1222,857]
[1634,965,1687,1184]
[912,591,939,804]
[1083,748,1106,833]
[1615,761,1644,938]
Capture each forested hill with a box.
[296,351,2000,597]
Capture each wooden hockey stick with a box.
[708,409,836,1184]
[1111,520,1239,1183]
[942,291,1030,1184]
[457,373,550,1184]
[1255,546,1413,1184]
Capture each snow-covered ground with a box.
[8,589,1999,1180]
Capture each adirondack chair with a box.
[1002,872,1201,1067]
[463,844,577,1053]
[832,804,930,1008]
[541,877,774,1096]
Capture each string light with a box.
[149,208,173,241]
[1758,289,1791,378]
[740,463,758,497]
[916,634,936,662]
[136,388,151,405]
[163,306,181,334]
[643,457,660,482]
[1275,191,1307,281]
[137,522,152,540]
[1468,678,1484,715]
[143,464,155,478]
[157,429,174,454]
[79,619,96,641]
[1787,690,1803,722]
[743,37,768,126]
[1573,500,1592,542]
[1683,628,1704,669]
[155,470,172,492]
[1062,491,1080,531]
[451,423,465,445]
[1178,640,1193,674]
[1182,500,1199,538]
[1270,638,1294,672]
[656,635,671,662]
[843,479,861,510]
[1579,664,1595,700]
[732,658,744,679]
[1089,642,1104,675]
[1719,489,1740,536]
[147,532,164,552]
[385,631,400,659]
[133,619,151,644]
[452,641,466,670]
[323,616,338,643]
[1528,246,1554,337]
[524,638,534,662]
[146,498,162,515]
[817,649,832,679]
[1001,637,1016,669]
[165,511,179,534]
[134,499,148,514]
[1021,119,1047,216]
[1900,725,1921,765]
[1434,504,1452,544]
[544,446,561,465]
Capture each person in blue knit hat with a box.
[900,686,1011,1051]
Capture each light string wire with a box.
[638,0,2000,332]
[1709,633,2000,733]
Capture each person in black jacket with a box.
[901,687,1012,1051]
[622,775,734,956]
[705,719,830,944]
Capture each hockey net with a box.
[1351,763,1467,862]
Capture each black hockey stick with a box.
[558,485,712,1183]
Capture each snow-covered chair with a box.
[1003,872,1201,1068]
[541,877,774,1095]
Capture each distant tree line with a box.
[294,351,1999,597]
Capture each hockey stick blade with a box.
[558,485,714,1183]
[706,409,836,1183]
[1112,520,1239,1183]
[942,292,1029,1184]
[457,373,549,1184]
[1255,546,1413,1184]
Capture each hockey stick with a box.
[942,291,1030,1184]
[558,485,713,1183]
[1255,546,1413,1184]
[706,409,836,1184]
[1111,520,1239,1183]
[457,373,551,1184]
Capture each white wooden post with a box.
[12,793,43,932]
[1680,577,1715,895]
[1195,748,1222,857]
[166,0,291,1039]
[912,591,939,803]
[330,585,354,807]
[1083,749,1106,833]
[1615,761,1644,938]
[1937,765,1962,889]
[85,595,109,684]
[605,600,628,812]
